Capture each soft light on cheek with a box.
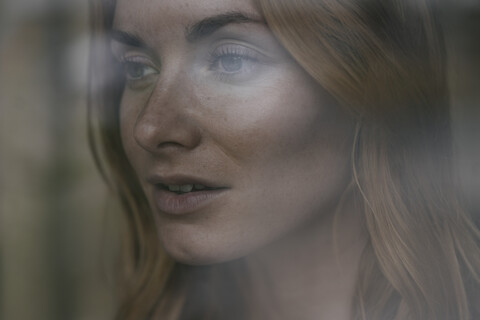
[240,88,335,152]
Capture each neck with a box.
[245,194,367,320]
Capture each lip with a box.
[147,174,229,215]
[153,187,228,215]
[147,173,226,189]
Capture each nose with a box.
[133,74,202,155]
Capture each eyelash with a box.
[117,55,158,84]
[208,44,260,82]
[115,44,262,86]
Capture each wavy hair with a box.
[88,0,480,319]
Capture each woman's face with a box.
[113,0,355,265]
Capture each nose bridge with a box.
[133,63,201,154]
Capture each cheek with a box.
[119,90,152,171]
[196,67,352,171]
[187,70,354,254]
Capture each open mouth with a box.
[152,181,228,215]
[158,183,221,195]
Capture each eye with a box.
[209,44,263,81]
[118,56,159,85]
[124,61,157,80]
[219,55,244,73]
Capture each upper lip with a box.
[146,173,228,189]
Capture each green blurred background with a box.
[0,1,478,320]
[0,0,117,319]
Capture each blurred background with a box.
[0,1,118,319]
[0,1,478,320]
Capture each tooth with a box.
[194,184,206,190]
[180,184,193,192]
[168,185,180,192]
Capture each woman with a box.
[88,0,480,319]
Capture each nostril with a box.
[156,141,186,149]
[132,112,202,154]
[130,81,203,154]
[133,121,160,152]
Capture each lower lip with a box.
[153,188,227,215]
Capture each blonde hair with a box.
[88,0,480,319]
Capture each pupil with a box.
[126,63,144,78]
[221,56,243,72]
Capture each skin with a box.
[114,0,366,318]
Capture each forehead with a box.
[114,0,261,35]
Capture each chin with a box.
[158,232,246,266]
[163,245,243,266]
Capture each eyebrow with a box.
[110,11,264,48]
[110,29,149,49]
[185,12,264,42]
